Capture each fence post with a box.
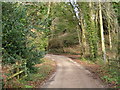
[16,61,19,79]
[24,59,27,76]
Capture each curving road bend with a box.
[41,54,104,88]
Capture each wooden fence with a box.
[7,60,28,80]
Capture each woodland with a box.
[1,1,120,88]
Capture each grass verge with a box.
[74,57,120,88]
[61,54,120,88]
[3,58,56,88]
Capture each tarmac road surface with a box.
[41,54,104,88]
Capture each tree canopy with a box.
[2,1,120,87]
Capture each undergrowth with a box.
[78,56,120,88]
[4,58,56,88]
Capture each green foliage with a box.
[113,2,120,26]
[24,85,33,88]
[102,67,120,87]
[78,2,98,60]
[2,2,49,73]
[48,3,79,52]
[2,3,27,64]
[2,2,119,88]
[13,58,55,88]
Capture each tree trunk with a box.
[89,2,98,59]
[107,3,112,50]
[99,1,107,64]
[80,15,86,56]
[46,2,51,51]
[108,19,112,50]
[76,25,81,46]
